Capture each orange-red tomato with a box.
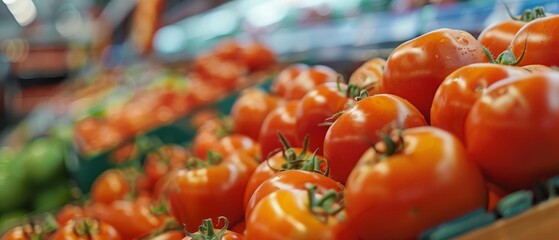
[214,134,259,159]
[465,72,559,190]
[167,152,253,232]
[478,20,526,59]
[245,189,343,240]
[87,197,171,239]
[348,58,385,95]
[245,170,343,220]
[50,218,121,240]
[270,64,309,98]
[1,223,56,240]
[323,94,427,184]
[147,230,185,240]
[258,101,300,159]
[56,205,86,225]
[430,63,527,142]
[345,127,487,239]
[283,65,338,100]
[144,145,190,189]
[182,218,244,240]
[383,28,488,122]
[294,82,356,156]
[90,169,130,204]
[512,15,559,67]
[192,118,228,159]
[240,41,276,71]
[230,88,282,140]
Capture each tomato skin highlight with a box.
[383,28,488,121]
[270,64,309,98]
[465,72,559,190]
[283,65,338,100]
[323,94,427,184]
[430,63,527,142]
[511,15,559,67]
[345,127,487,240]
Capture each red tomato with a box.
[323,94,427,184]
[193,54,247,90]
[91,169,130,204]
[51,218,121,240]
[1,219,57,240]
[56,205,86,225]
[87,197,171,239]
[147,230,185,240]
[243,143,328,209]
[523,64,552,73]
[240,41,276,71]
[270,64,309,98]
[465,72,559,190]
[383,28,489,121]
[144,145,190,189]
[110,142,138,164]
[167,152,253,232]
[345,127,487,239]
[182,217,244,240]
[511,14,559,67]
[215,134,259,159]
[348,58,386,95]
[430,63,527,142]
[230,88,282,140]
[258,101,300,159]
[478,20,526,59]
[245,170,343,220]
[283,65,338,100]
[231,221,246,235]
[214,39,243,60]
[245,188,344,240]
[192,118,229,159]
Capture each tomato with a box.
[90,169,131,204]
[478,19,525,59]
[348,58,385,95]
[192,118,230,159]
[183,217,243,240]
[1,217,58,240]
[323,94,427,184]
[231,221,245,235]
[345,127,487,240]
[240,41,276,71]
[270,64,309,98]
[51,218,121,240]
[294,82,357,156]
[430,63,527,142]
[144,145,190,188]
[193,54,247,90]
[243,140,328,209]
[214,39,243,60]
[167,152,252,232]
[283,65,338,100]
[215,134,259,159]
[245,170,343,220]
[111,142,138,164]
[511,14,559,67]
[230,88,282,140]
[465,72,559,190]
[56,205,86,225]
[258,101,300,159]
[382,28,489,121]
[523,64,552,73]
[245,187,343,240]
[147,230,185,240]
[87,196,171,239]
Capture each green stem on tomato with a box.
[306,184,345,223]
[186,151,223,169]
[187,217,228,240]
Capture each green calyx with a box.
[23,215,58,240]
[306,184,345,222]
[373,129,404,160]
[267,133,329,176]
[501,0,546,23]
[482,41,526,66]
[186,151,223,169]
[187,217,229,240]
[73,218,98,237]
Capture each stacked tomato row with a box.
[3,7,559,240]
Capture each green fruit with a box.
[33,181,73,213]
[0,160,28,212]
[20,138,65,185]
[0,147,16,161]
[0,210,26,235]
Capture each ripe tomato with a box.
[323,94,427,184]
[245,170,343,220]
[523,64,552,73]
[478,19,525,59]
[270,64,309,98]
[183,217,243,240]
[258,101,300,159]
[56,205,86,225]
[50,218,121,240]
[87,196,171,239]
[348,58,385,95]
[192,118,230,159]
[214,134,259,159]
[465,72,559,190]
[110,142,138,164]
[430,63,527,142]
[243,141,328,209]
[214,39,243,60]
[240,41,276,71]
[511,14,559,67]
[144,145,190,188]
[1,218,57,240]
[90,169,130,204]
[230,88,282,140]
[383,28,488,121]
[245,187,343,240]
[294,82,357,156]
[167,152,252,232]
[193,54,247,90]
[147,230,185,240]
[283,65,338,100]
[345,127,487,240]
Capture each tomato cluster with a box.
[4,7,559,240]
